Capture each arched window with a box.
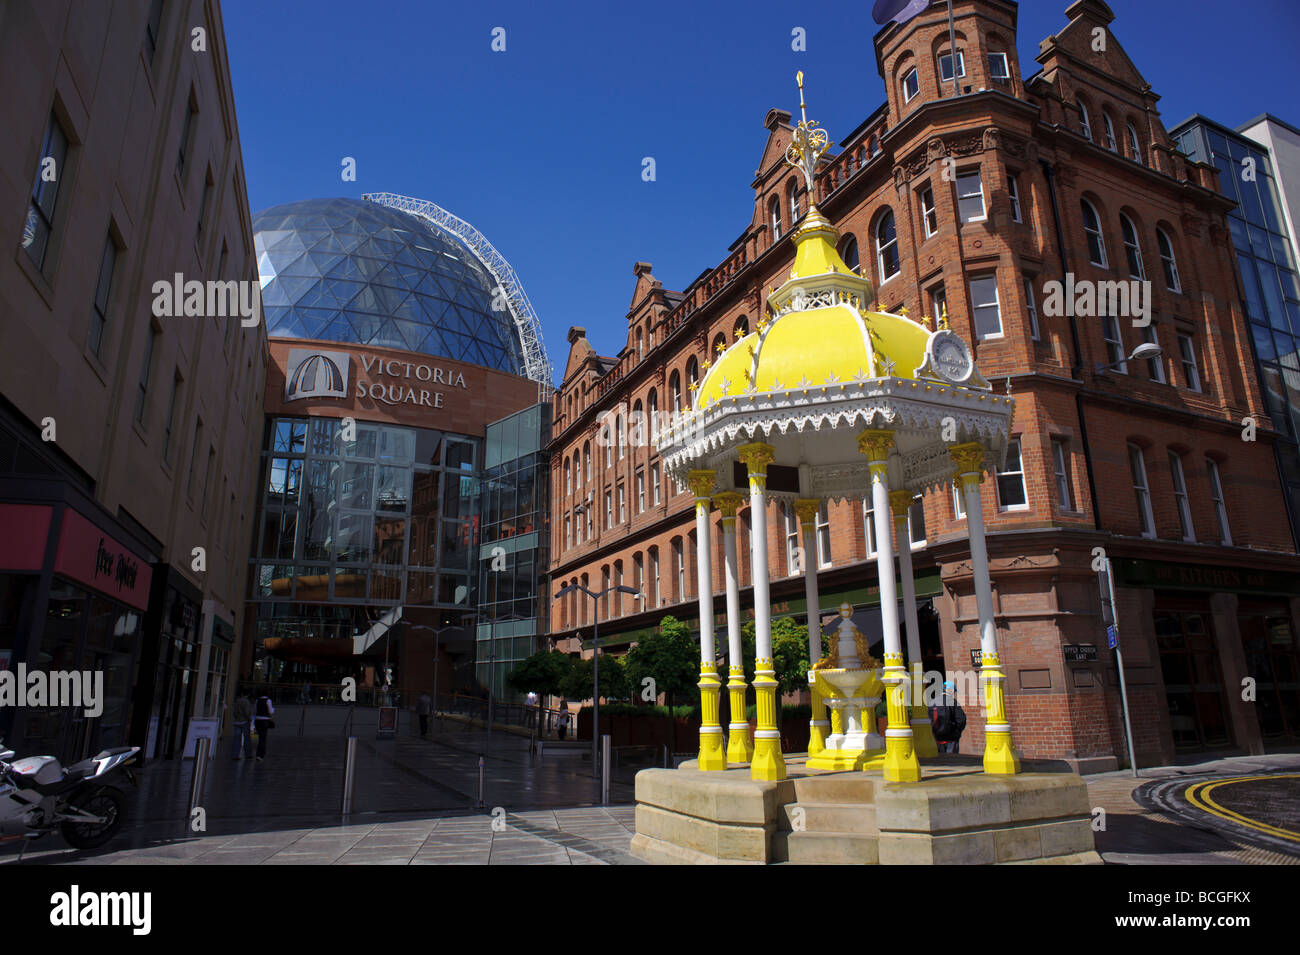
[734,315,749,337]
[647,388,658,431]
[564,457,571,495]
[876,211,900,282]
[1126,123,1143,164]
[1156,227,1181,292]
[712,333,727,358]
[686,356,700,405]
[1077,99,1092,140]
[632,399,643,449]
[635,327,643,359]
[840,235,860,275]
[583,442,591,483]
[1102,112,1117,151]
[1119,213,1145,280]
[769,196,782,240]
[787,180,802,223]
[669,371,682,414]
[869,135,881,157]
[1081,199,1107,267]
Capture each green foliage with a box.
[559,653,630,703]
[586,702,700,719]
[505,650,573,698]
[739,616,809,696]
[624,615,700,707]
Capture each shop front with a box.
[1113,557,1300,755]
[0,494,153,763]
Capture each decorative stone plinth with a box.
[630,760,1100,865]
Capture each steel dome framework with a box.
[363,192,553,386]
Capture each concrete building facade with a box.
[545,0,1300,769]
[0,0,266,762]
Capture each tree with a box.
[624,614,701,754]
[736,616,809,728]
[505,650,573,700]
[559,653,629,703]
[624,616,700,710]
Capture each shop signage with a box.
[377,706,398,738]
[354,354,469,408]
[970,649,983,668]
[53,509,152,610]
[1112,558,1300,597]
[1063,644,1098,663]
[0,504,52,571]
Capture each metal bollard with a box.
[662,743,669,768]
[341,736,357,815]
[189,737,210,817]
[477,753,486,809]
[600,734,611,805]
[537,739,544,761]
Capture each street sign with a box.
[1063,644,1098,663]
[1107,625,1118,649]
[970,649,983,668]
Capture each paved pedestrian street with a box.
[2,706,1296,865]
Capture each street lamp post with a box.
[553,582,640,782]
[1096,341,1162,375]
[405,613,479,719]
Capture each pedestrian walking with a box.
[253,689,276,760]
[930,680,967,753]
[557,703,571,740]
[416,690,433,738]
[230,692,253,760]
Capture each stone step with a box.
[772,829,880,865]
[792,773,877,805]
[780,801,877,834]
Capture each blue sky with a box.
[224,0,1300,380]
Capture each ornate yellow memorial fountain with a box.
[807,603,884,771]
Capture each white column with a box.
[859,430,920,782]
[738,442,784,781]
[688,470,725,771]
[951,442,1020,774]
[715,491,751,763]
[892,491,937,758]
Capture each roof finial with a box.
[939,302,950,330]
[785,73,832,198]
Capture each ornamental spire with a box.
[785,72,832,200]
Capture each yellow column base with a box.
[983,726,1021,775]
[751,733,786,780]
[726,667,752,764]
[750,666,786,781]
[910,706,938,758]
[883,732,922,782]
[697,666,727,772]
[808,677,828,758]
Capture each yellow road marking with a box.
[1184,774,1300,843]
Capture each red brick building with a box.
[545,0,1300,770]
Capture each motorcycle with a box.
[0,740,139,851]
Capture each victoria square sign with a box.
[285,348,469,408]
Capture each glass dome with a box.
[253,197,527,375]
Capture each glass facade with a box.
[1173,119,1300,544]
[475,403,552,699]
[254,198,527,375]
[250,416,481,679]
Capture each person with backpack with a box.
[930,679,967,753]
[230,692,253,760]
[253,690,276,761]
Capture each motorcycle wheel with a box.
[60,786,126,850]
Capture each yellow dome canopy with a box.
[696,205,972,412]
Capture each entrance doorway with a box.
[1154,605,1230,749]
[1239,603,1300,740]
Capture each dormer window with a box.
[902,68,919,103]
[938,50,966,83]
